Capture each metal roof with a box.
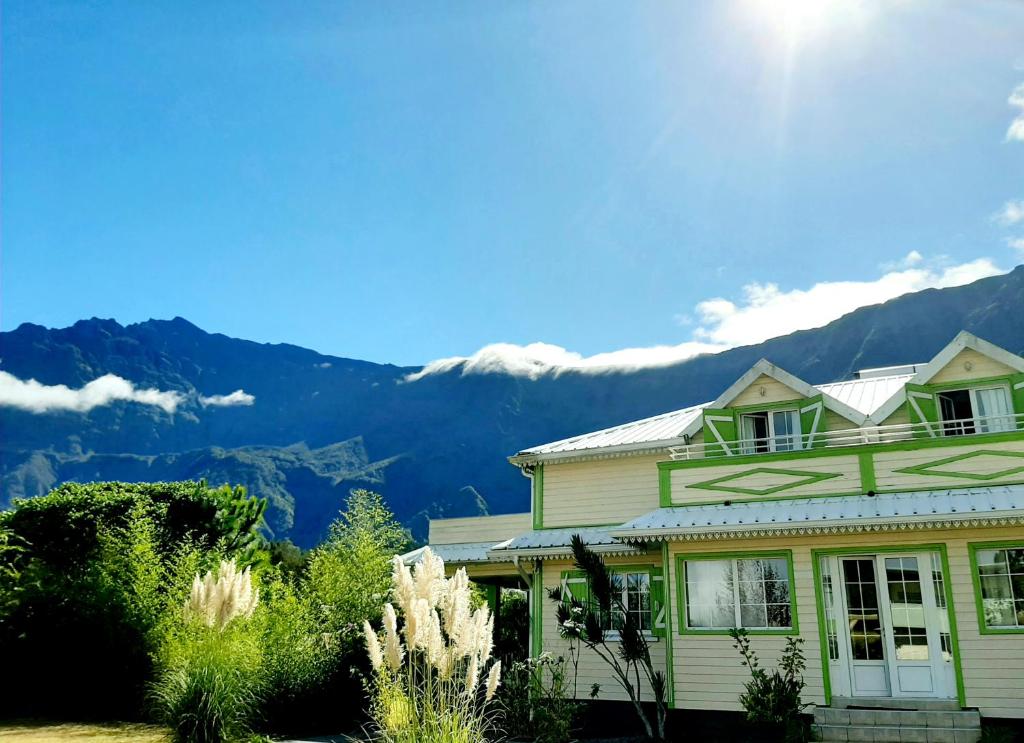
[815,373,914,417]
[513,373,915,463]
[402,540,513,565]
[511,404,707,460]
[611,485,1024,542]
[489,525,644,560]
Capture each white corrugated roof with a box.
[489,526,643,559]
[815,373,914,417]
[511,403,707,459]
[513,373,915,462]
[402,540,513,565]
[612,485,1024,541]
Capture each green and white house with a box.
[413,331,1024,733]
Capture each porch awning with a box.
[487,525,644,561]
[611,485,1024,543]
[402,539,514,566]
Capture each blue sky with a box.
[3,0,1024,369]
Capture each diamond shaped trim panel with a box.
[895,449,1024,481]
[687,467,844,496]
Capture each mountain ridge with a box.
[3,265,1023,544]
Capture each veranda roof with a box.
[611,485,1024,542]
[401,540,513,565]
[487,525,644,560]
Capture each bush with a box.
[729,629,809,743]
[501,653,579,743]
[151,560,264,743]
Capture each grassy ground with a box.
[0,721,169,742]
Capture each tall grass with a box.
[363,549,502,743]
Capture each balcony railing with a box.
[667,413,1024,461]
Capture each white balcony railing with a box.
[667,413,1024,461]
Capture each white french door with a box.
[819,552,956,700]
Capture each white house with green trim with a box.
[411,331,1024,734]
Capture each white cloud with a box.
[0,372,185,414]
[199,389,255,407]
[1008,237,1024,254]
[1008,83,1024,142]
[881,250,922,271]
[995,200,1024,226]
[406,255,1007,381]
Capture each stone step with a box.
[813,723,981,743]
[831,696,963,712]
[813,707,981,729]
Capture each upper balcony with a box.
[659,412,1024,509]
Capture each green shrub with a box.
[730,628,809,743]
[501,653,579,743]
[151,560,264,743]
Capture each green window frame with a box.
[969,540,1024,634]
[676,550,799,636]
[560,563,666,639]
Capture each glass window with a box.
[739,410,801,454]
[974,387,1015,433]
[602,571,652,632]
[975,546,1024,629]
[938,386,1014,436]
[685,555,793,630]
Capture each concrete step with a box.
[813,708,981,729]
[813,723,981,743]
[831,696,963,712]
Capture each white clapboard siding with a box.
[540,557,667,703]
[542,454,662,528]
[667,527,1024,718]
[728,375,806,408]
[669,454,862,506]
[429,513,532,545]
[929,349,1018,384]
[873,439,1024,491]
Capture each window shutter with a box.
[799,395,825,449]
[905,383,939,438]
[702,408,738,456]
[560,570,590,606]
[1010,373,1024,426]
[649,566,666,638]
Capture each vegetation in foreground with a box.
[0,720,169,742]
[0,481,412,741]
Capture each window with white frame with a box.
[684,555,793,631]
[937,386,1014,436]
[975,545,1024,629]
[739,409,801,454]
[602,572,652,632]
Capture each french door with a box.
[819,551,956,699]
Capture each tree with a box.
[305,489,410,635]
[548,535,668,741]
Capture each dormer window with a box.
[937,386,1014,436]
[739,409,801,453]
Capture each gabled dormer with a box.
[680,359,866,457]
[871,331,1024,437]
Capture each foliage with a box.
[729,628,809,743]
[306,489,410,636]
[151,588,265,743]
[495,589,530,664]
[548,535,668,741]
[0,481,266,721]
[363,549,502,743]
[501,652,580,743]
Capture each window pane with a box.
[975,387,1014,433]
[981,576,1013,600]
[740,604,767,628]
[772,410,800,451]
[686,560,733,628]
[1008,548,1024,574]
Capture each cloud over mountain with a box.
[408,255,1006,380]
[199,390,255,407]
[0,372,185,414]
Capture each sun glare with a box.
[747,0,866,47]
